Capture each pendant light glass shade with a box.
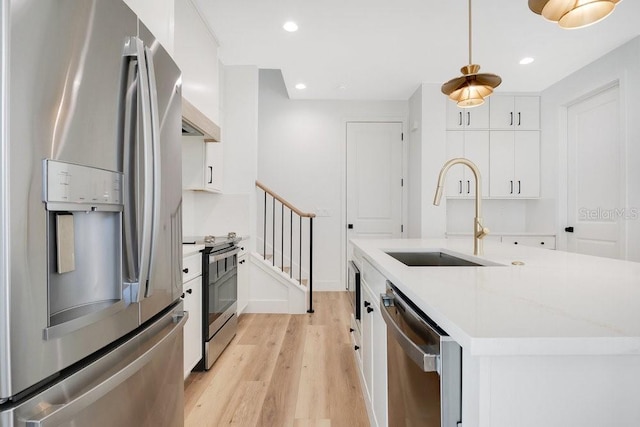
[441,0,501,108]
[529,0,620,29]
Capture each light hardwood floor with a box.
[184,292,370,427]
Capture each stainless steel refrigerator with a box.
[0,0,186,425]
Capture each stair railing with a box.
[255,181,315,313]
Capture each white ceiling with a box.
[194,0,640,100]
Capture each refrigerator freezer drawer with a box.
[0,304,187,427]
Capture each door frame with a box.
[557,80,628,257]
[341,118,407,288]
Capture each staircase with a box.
[248,181,315,314]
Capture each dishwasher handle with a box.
[380,294,440,373]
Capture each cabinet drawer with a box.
[502,236,556,250]
[182,253,202,283]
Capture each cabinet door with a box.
[182,138,205,190]
[514,97,540,130]
[445,131,465,197]
[360,281,374,405]
[182,275,202,379]
[371,289,388,427]
[446,103,465,129]
[514,131,540,197]
[489,95,515,129]
[465,101,490,129]
[463,131,490,197]
[489,131,515,197]
[204,142,223,192]
[237,254,249,314]
[446,102,489,129]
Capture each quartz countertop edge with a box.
[351,238,640,357]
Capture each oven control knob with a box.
[183,268,189,273]
[186,289,193,294]
[367,307,374,314]
[364,301,371,307]
[354,345,360,351]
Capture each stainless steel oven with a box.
[200,243,240,370]
[381,282,462,427]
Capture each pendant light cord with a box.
[468,0,472,65]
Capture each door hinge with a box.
[401,224,404,233]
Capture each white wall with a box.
[258,69,408,291]
[419,84,448,238]
[407,86,423,238]
[540,36,640,261]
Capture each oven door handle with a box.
[380,293,440,373]
[209,247,241,263]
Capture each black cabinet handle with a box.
[208,166,213,184]
[364,301,371,307]
[466,111,470,126]
[467,180,470,194]
[182,268,189,274]
[354,345,360,351]
[540,242,545,245]
[510,112,514,126]
[565,226,574,233]
[367,307,374,314]
[186,289,193,294]
[347,224,354,229]
[518,180,521,194]
[518,112,522,126]
[458,111,462,126]
[459,180,463,194]
[510,180,514,194]
[514,241,518,245]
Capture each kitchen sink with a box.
[385,251,496,267]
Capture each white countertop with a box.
[352,238,640,356]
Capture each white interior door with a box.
[567,85,624,259]
[346,122,403,242]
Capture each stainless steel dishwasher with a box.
[380,282,462,427]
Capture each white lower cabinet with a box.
[182,254,203,379]
[360,278,388,427]
[237,249,249,314]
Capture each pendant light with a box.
[441,0,502,108]
[528,0,621,29]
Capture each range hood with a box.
[182,98,220,142]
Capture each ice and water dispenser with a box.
[43,159,126,339]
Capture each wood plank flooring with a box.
[184,292,370,427]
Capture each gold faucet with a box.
[433,158,489,256]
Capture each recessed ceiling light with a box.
[283,21,298,32]
[295,83,306,90]
[519,57,535,65]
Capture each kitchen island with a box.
[351,238,640,427]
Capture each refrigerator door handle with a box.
[122,36,154,302]
[24,312,188,427]
[143,45,161,298]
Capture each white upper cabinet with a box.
[489,131,540,198]
[446,101,490,130]
[182,139,223,193]
[445,131,490,198]
[490,96,540,130]
[174,0,220,125]
[123,0,174,53]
